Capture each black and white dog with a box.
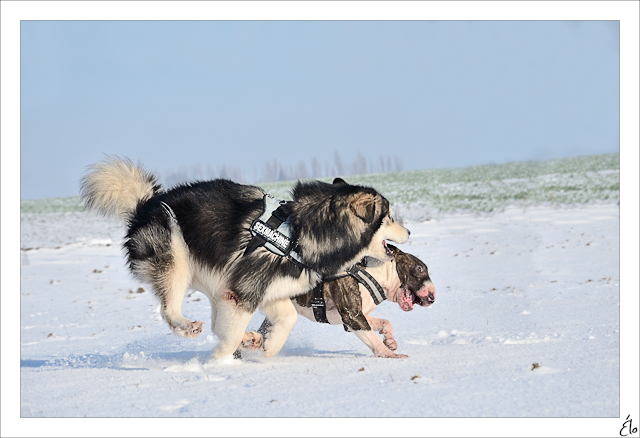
[80,157,409,359]
[240,245,435,358]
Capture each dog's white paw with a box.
[383,337,398,351]
[186,320,203,338]
[172,320,203,338]
[388,352,408,359]
[240,331,263,351]
[374,347,408,359]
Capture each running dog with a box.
[240,244,435,358]
[80,157,409,359]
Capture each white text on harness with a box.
[251,220,292,253]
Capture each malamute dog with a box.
[80,157,410,359]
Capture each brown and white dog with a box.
[239,245,435,359]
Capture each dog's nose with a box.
[407,229,411,236]
[417,292,435,307]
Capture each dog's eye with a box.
[417,266,423,273]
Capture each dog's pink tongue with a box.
[398,289,414,312]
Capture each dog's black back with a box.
[125,179,264,272]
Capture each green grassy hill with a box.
[21,152,619,215]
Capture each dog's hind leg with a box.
[260,299,297,358]
[129,222,202,338]
[211,291,255,360]
[162,224,204,338]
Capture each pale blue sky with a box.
[20,20,619,199]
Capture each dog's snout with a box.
[407,228,411,236]
[417,283,436,307]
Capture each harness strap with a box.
[347,265,387,305]
[310,282,330,324]
[244,203,289,256]
[311,263,387,324]
[160,201,180,229]
[243,194,307,270]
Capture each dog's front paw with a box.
[172,320,203,338]
[241,331,263,351]
[387,352,408,359]
[383,337,398,351]
[375,349,408,359]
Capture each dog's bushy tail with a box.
[80,156,162,220]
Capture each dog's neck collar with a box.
[361,256,386,268]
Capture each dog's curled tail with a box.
[80,156,162,220]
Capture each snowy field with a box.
[8,154,638,436]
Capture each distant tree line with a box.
[160,151,403,187]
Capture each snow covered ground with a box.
[11,199,634,435]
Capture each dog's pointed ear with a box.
[332,177,348,185]
[350,193,376,223]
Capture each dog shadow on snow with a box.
[20,350,210,371]
[20,346,359,370]
[265,346,361,359]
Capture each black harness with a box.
[243,194,306,270]
[311,264,387,324]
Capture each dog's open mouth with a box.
[397,282,436,312]
[398,287,419,312]
[383,240,393,258]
